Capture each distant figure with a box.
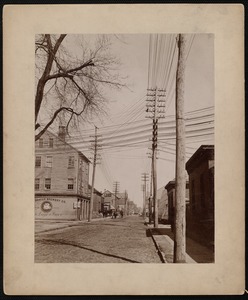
[114,211,118,219]
[111,211,115,219]
[120,210,124,218]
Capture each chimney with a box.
[58,126,66,141]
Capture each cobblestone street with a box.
[35,216,162,263]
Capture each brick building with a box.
[164,179,189,227]
[185,145,214,247]
[35,126,90,220]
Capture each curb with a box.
[148,228,167,263]
[148,228,197,264]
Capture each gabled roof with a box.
[41,130,91,163]
[88,185,103,196]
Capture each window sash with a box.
[46,156,53,168]
[49,138,53,148]
[45,178,51,190]
[68,178,74,190]
[35,178,40,190]
[35,156,41,167]
[68,156,75,168]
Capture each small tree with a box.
[35,34,124,140]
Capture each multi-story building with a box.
[185,145,214,248]
[102,190,119,211]
[35,126,90,220]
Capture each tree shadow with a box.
[36,238,141,263]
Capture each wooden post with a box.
[153,87,158,228]
[174,34,187,263]
[149,163,153,224]
[88,126,97,222]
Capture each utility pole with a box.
[146,87,166,228]
[124,190,128,216]
[113,181,120,210]
[88,126,101,222]
[141,173,149,220]
[174,34,187,263]
[149,161,153,224]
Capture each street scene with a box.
[35,33,214,263]
[35,216,161,263]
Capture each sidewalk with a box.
[35,216,112,234]
[147,223,214,263]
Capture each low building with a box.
[186,145,214,247]
[165,179,189,228]
[35,126,90,220]
[88,185,104,217]
[157,187,169,224]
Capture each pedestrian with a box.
[112,211,115,219]
[120,210,124,218]
[114,211,118,219]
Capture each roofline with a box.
[88,184,103,196]
[186,144,214,171]
[46,130,91,163]
[165,180,189,190]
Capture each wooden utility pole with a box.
[113,181,120,210]
[141,173,149,219]
[174,34,187,263]
[149,162,153,224]
[146,87,166,228]
[124,190,128,216]
[88,126,98,222]
[152,87,159,228]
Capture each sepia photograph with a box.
[34,33,214,264]
[4,5,244,295]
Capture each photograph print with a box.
[34,33,214,264]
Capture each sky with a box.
[38,33,214,208]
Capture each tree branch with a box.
[35,105,87,141]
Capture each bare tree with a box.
[35,34,124,140]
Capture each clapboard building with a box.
[35,126,90,220]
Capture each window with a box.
[43,139,49,147]
[39,138,43,148]
[49,138,53,148]
[68,156,75,168]
[45,178,51,190]
[35,156,41,167]
[68,178,74,190]
[45,156,53,168]
[35,178,40,190]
